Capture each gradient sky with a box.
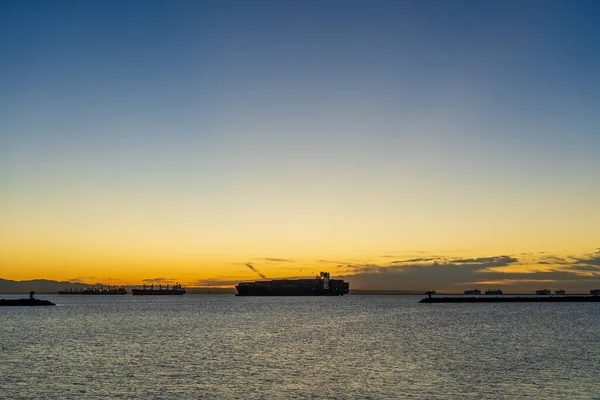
[1,0,599,291]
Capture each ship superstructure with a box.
[132,283,186,295]
[58,286,127,295]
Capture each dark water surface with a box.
[1,295,599,399]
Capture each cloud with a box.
[539,256,568,264]
[317,259,348,264]
[572,250,600,267]
[67,276,98,283]
[340,263,382,274]
[142,277,178,283]
[576,257,600,267]
[391,257,438,263]
[450,256,518,267]
[569,265,600,272]
[387,255,517,269]
[191,278,242,287]
[336,252,600,291]
[472,279,558,285]
[255,258,295,263]
[342,265,600,291]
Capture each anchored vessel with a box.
[464,289,481,295]
[236,272,349,296]
[535,289,551,295]
[132,283,186,295]
[58,286,127,295]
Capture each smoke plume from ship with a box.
[246,263,267,279]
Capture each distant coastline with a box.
[0,278,423,295]
[1,278,596,296]
[0,279,237,295]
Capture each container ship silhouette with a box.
[132,283,186,295]
[236,272,349,296]
[58,286,127,295]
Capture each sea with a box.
[1,295,599,399]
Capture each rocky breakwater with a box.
[0,292,55,306]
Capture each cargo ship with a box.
[235,272,349,296]
[464,289,481,295]
[535,289,551,295]
[58,286,127,295]
[132,283,186,295]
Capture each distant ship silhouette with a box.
[132,283,186,295]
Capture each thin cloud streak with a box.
[191,278,243,287]
[141,277,178,284]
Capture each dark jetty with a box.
[420,296,600,303]
[0,292,55,306]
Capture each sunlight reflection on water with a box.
[1,295,599,399]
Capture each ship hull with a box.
[236,278,349,296]
[235,288,345,296]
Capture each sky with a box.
[1,0,599,292]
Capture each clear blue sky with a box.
[1,1,599,289]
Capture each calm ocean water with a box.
[1,295,599,399]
